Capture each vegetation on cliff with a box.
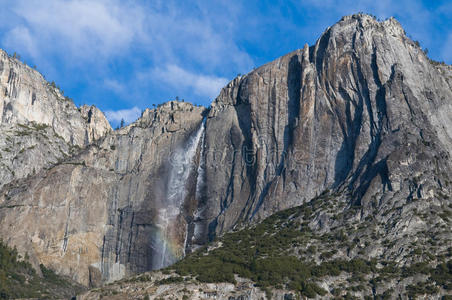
[168,193,452,298]
[0,240,84,299]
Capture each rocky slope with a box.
[79,195,452,299]
[0,13,451,298]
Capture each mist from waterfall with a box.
[153,118,206,269]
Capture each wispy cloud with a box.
[2,26,37,58]
[0,0,252,107]
[1,0,253,70]
[149,65,228,99]
[4,0,143,61]
[104,79,126,95]
[443,33,452,62]
[138,1,253,72]
[104,106,141,124]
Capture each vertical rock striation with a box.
[199,14,452,238]
[0,101,206,286]
[0,49,111,146]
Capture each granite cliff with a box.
[0,49,111,190]
[0,13,451,298]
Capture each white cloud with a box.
[1,0,252,71]
[0,0,251,106]
[2,26,38,58]
[443,33,452,63]
[105,106,141,123]
[136,1,252,73]
[150,64,228,99]
[4,0,143,61]
[104,79,126,95]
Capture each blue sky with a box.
[0,0,451,126]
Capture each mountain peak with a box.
[0,48,111,146]
[334,13,405,36]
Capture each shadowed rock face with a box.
[0,14,451,286]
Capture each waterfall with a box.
[181,125,205,256]
[195,126,206,200]
[153,118,206,269]
[191,126,207,250]
[167,118,206,208]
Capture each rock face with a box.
[0,50,111,189]
[0,49,111,145]
[0,101,206,286]
[79,105,113,143]
[0,14,451,290]
[199,14,452,236]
